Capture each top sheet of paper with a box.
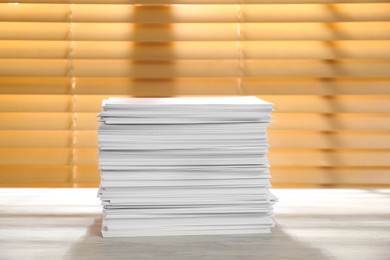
[103,96,272,106]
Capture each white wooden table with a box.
[0,189,389,260]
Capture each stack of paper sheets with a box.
[98,97,277,237]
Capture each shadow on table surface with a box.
[65,216,329,260]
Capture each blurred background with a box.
[0,0,389,188]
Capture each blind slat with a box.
[0,113,73,130]
[269,132,390,149]
[271,167,390,185]
[0,131,72,147]
[2,4,390,23]
[0,148,71,165]
[2,77,389,95]
[1,59,389,77]
[269,150,390,167]
[1,0,389,4]
[2,95,390,113]
[0,130,96,148]
[0,165,71,184]
[1,22,389,41]
[2,40,390,59]
[273,114,390,131]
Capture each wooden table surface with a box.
[0,188,389,260]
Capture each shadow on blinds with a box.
[321,5,353,188]
[132,5,175,97]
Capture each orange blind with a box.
[0,0,389,187]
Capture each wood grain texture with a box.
[0,188,388,260]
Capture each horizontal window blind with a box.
[0,1,389,187]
